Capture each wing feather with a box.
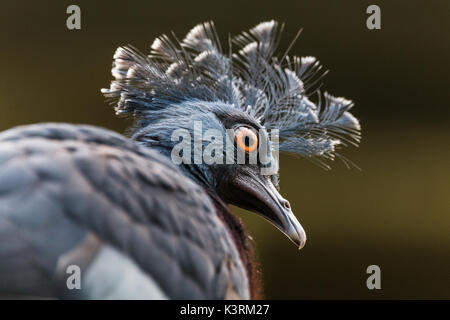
[0,123,249,299]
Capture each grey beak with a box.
[231,174,306,249]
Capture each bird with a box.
[0,20,360,299]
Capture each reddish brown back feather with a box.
[207,190,263,299]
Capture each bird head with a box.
[102,21,361,250]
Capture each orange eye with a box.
[235,127,258,153]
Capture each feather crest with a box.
[102,20,361,166]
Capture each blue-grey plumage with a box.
[0,21,360,299]
[102,20,360,168]
[0,124,248,299]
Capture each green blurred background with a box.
[0,1,448,298]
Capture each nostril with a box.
[284,200,291,209]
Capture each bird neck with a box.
[134,141,262,297]
[204,189,262,299]
[177,163,262,298]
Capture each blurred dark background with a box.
[0,1,448,298]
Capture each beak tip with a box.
[298,238,306,250]
[285,213,306,250]
[295,234,306,250]
[284,225,306,250]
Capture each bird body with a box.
[0,123,250,299]
[0,21,360,299]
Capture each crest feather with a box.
[102,21,361,167]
